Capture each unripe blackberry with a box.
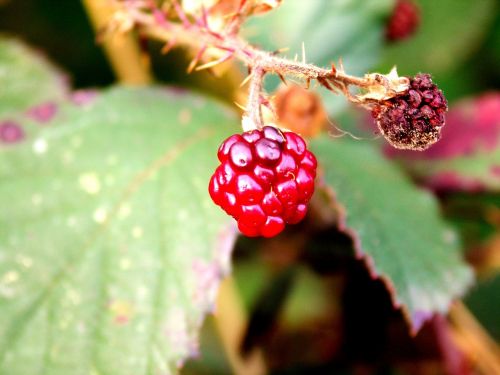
[386,0,420,42]
[372,73,448,150]
[209,126,317,238]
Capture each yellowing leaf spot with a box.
[79,172,101,195]
[109,300,134,325]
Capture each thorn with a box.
[171,0,192,28]
[305,78,311,90]
[200,4,209,28]
[294,54,298,62]
[318,77,335,92]
[240,73,254,87]
[277,73,287,86]
[331,62,337,75]
[187,45,207,73]
[214,45,235,53]
[160,38,176,54]
[338,57,345,73]
[195,52,233,71]
[271,47,289,56]
[234,101,247,111]
[301,42,306,64]
[153,10,169,28]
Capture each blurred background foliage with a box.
[1,0,499,374]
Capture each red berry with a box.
[386,0,420,42]
[209,126,317,238]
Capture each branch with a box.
[83,0,152,85]
[110,1,410,132]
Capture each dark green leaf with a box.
[380,0,497,75]
[311,136,473,332]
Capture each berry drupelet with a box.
[372,73,448,150]
[209,126,317,238]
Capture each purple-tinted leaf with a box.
[0,37,68,121]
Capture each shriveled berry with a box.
[372,73,448,150]
[229,141,253,168]
[209,125,317,237]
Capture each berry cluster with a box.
[372,73,448,150]
[385,0,420,42]
[209,126,317,237]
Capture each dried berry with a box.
[274,84,327,137]
[372,73,448,150]
[209,126,317,237]
[386,0,420,42]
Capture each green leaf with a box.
[0,37,68,119]
[244,0,393,113]
[311,136,473,332]
[0,87,238,374]
[380,0,497,75]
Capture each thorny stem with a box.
[116,3,393,130]
[243,67,265,130]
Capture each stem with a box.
[83,0,152,84]
[124,7,371,90]
[243,67,265,130]
[214,277,267,375]
[449,302,500,375]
